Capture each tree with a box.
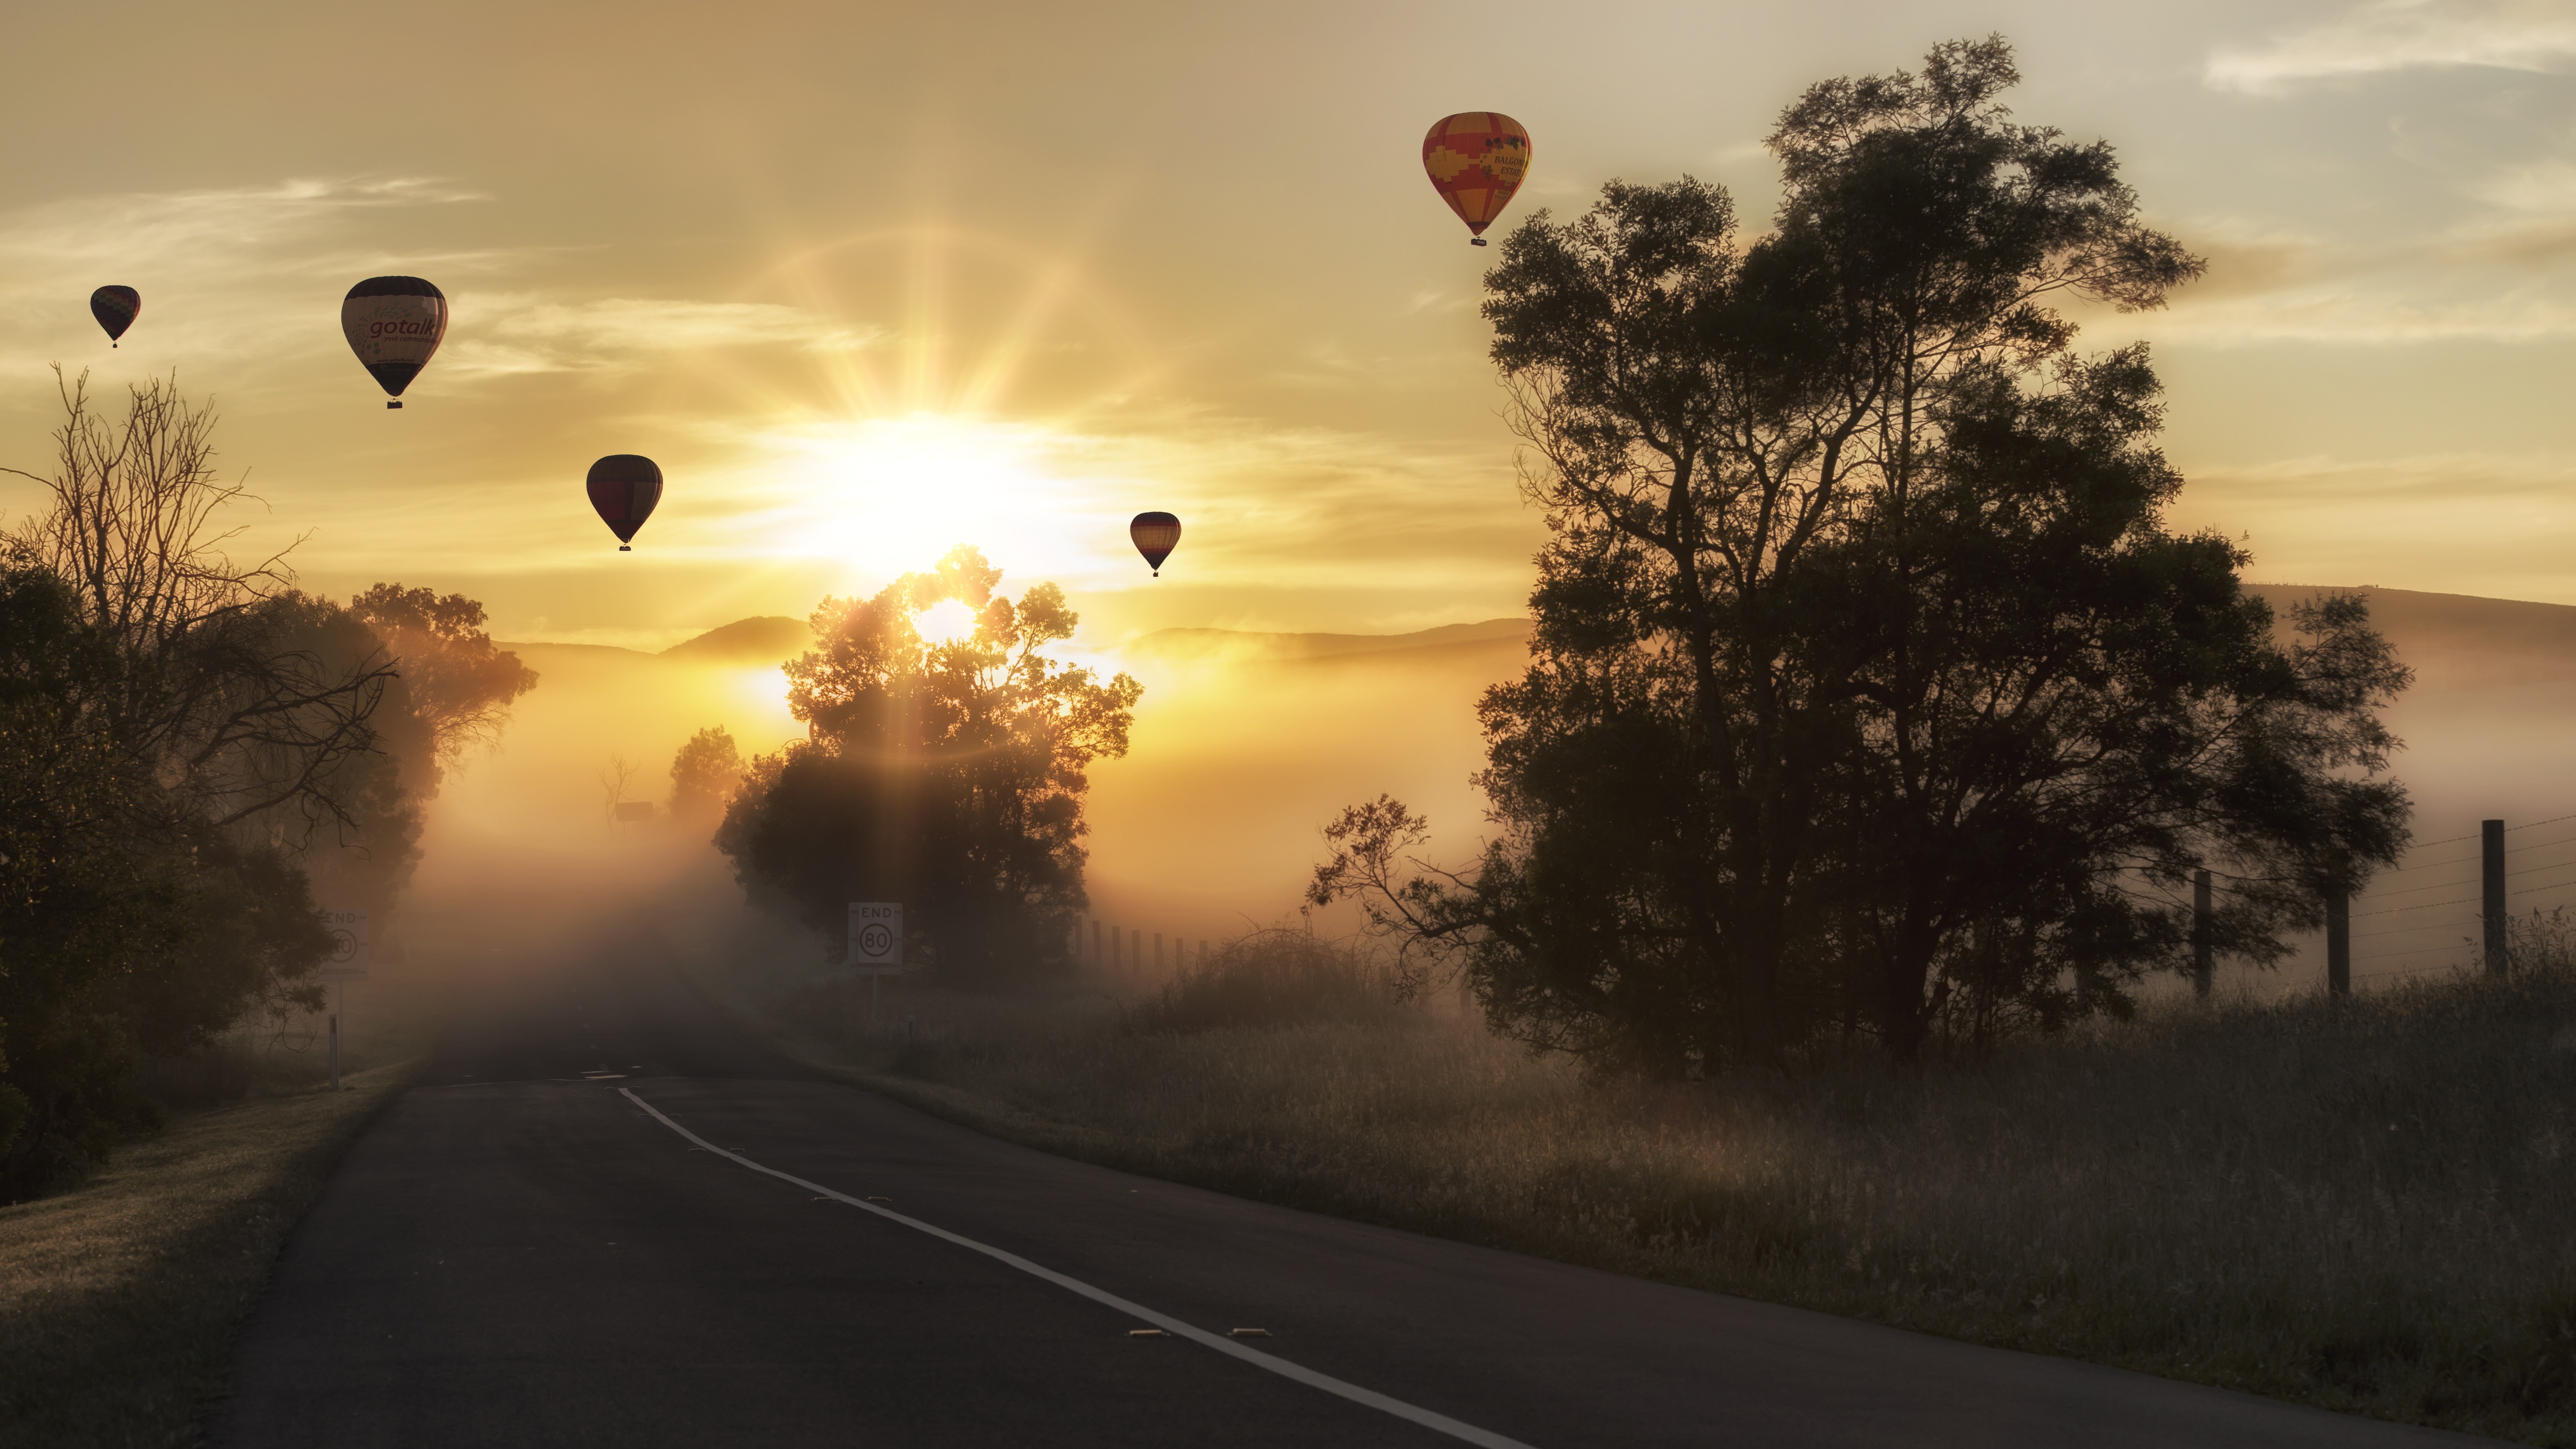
[0,556,331,1196]
[668,726,742,822]
[0,373,532,1193]
[717,546,1140,984]
[349,583,540,785]
[1312,39,2409,1074]
[2,370,394,835]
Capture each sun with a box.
[913,598,980,644]
[721,412,1116,590]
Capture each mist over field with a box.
[393,584,2576,999]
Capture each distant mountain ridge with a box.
[658,616,811,663]
[1122,617,1530,662]
[502,589,2576,677]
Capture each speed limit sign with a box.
[846,902,902,974]
[319,908,369,981]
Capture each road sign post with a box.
[319,909,370,1091]
[847,902,903,1032]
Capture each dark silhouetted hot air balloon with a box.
[341,276,447,409]
[91,286,141,347]
[1130,512,1181,577]
[1422,113,1531,246]
[588,455,663,551]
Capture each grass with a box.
[0,1060,421,1448]
[687,917,2576,1447]
[0,942,448,1448]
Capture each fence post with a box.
[1131,928,1142,969]
[2485,819,2508,976]
[2192,868,2213,998]
[1155,933,1164,970]
[2326,888,2350,996]
[1111,924,1121,969]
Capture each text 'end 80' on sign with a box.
[846,902,902,973]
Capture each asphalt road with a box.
[212,933,2496,1448]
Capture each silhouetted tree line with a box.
[1313,40,2412,1074]
[0,371,535,1196]
[716,545,1139,985]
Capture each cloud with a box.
[441,296,879,378]
[2208,0,2576,93]
[0,177,487,274]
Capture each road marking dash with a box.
[621,1086,1536,1449]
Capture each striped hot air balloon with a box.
[341,276,447,409]
[587,455,663,551]
[90,286,141,347]
[1422,113,1531,246]
[1130,512,1181,577]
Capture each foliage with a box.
[667,726,742,821]
[0,373,528,1196]
[717,546,1141,985]
[348,583,540,782]
[1312,39,2410,1074]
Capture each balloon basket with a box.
[387,400,402,409]
[619,545,632,552]
[1471,238,1488,246]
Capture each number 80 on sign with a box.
[846,902,902,974]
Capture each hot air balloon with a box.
[587,455,663,551]
[1130,512,1181,577]
[341,276,447,409]
[1421,113,1531,246]
[90,286,141,347]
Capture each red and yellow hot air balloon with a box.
[1422,113,1531,246]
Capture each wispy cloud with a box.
[442,296,879,378]
[0,177,487,273]
[2208,0,2576,94]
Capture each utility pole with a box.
[2192,869,2213,999]
[2484,819,2508,977]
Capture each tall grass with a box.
[1129,928,1401,1034]
[695,917,2576,1446]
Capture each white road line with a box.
[620,1086,1536,1449]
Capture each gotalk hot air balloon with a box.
[1130,512,1181,577]
[90,286,141,347]
[1421,113,1531,246]
[587,455,663,551]
[341,276,447,409]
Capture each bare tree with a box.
[2,367,395,833]
[600,753,638,824]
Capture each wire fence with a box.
[2343,812,2576,983]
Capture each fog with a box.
[392,586,2576,999]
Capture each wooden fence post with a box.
[2485,819,2509,976]
[2192,868,2213,999]
[2326,889,2350,996]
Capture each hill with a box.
[659,616,811,664]
[1122,617,1530,664]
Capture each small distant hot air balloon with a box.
[90,286,141,347]
[1422,113,1531,246]
[341,276,447,409]
[587,455,663,551]
[1130,512,1181,577]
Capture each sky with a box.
[2,0,2574,651]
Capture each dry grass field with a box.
[691,920,2576,1447]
